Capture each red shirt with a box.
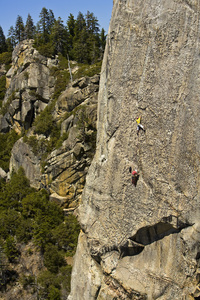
[132,170,137,176]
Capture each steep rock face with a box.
[9,73,99,207]
[69,0,200,299]
[9,138,41,189]
[43,75,99,207]
[1,40,56,133]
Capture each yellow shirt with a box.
[136,117,141,124]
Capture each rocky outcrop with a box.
[9,138,41,189]
[69,0,200,299]
[1,40,57,133]
[43,75,99,207]
[9,71,99,207]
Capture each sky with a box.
[0,0,113,37]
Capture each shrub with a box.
[0,52,12,65]
[38,270,61,299]
[20,274,35,289]
[48,285,61,300]
[4,236,20,263]
[44,244,66,274]
[51,214,80,255]
[73,61,101,79]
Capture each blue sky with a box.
[0,0,113,37]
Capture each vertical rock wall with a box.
[69,0,200,299]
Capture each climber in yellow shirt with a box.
[136,116,145,135]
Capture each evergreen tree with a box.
[48,9,55,31]
[38,7,50,42]
[72,12,88,63]
[85,11,99,35]
[15,15,25,43]
[66,13,75,58]
[38,8,55,43]
[99,28,107,59]
[85,11,100,64]
[25,14,35,39]
[51,17,67,56]
[0,26,7,54]
[7,26,16,48]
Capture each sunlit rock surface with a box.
[69,0,200,299]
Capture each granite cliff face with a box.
[0,40,99,208]
[69,1,200,299]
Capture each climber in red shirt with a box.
[131,169,139,186]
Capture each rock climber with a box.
[131,169,139,186]
[136,116,145,135]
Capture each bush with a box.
[4,236,20,263]
[0,52,12,65]
[44,244,66,274]
[34,42,54,58]
[48,285,61,300]
[52,214,80,255]
[73,61,101,79]
[20,274,35,289]
[38,270,61,299]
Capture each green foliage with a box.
[33,100,56,136]
[48,285,61,300]
[0,167,80,297]
[0,91,16,115]
[24,14,35,39]
[50,54,71,100]
[33,200,64,251]
[4,236,20,263]
[19,274,35,289]
[38,270,61,299]
[52,214,80,255]
[44,244,66,273]
[0,130,20,172]
[73,61,102,78]
[0,26,7,54]
[15,15,25,43]
[0,75,6,102]
[35,42,54,57]
[58,265,72,292]
[0,52,12,66]
[0,209,21,239]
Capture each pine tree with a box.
[85,11,100,64]
[15,15,25,43]
[7,26,16,49]
[99,28,107,59]
[25,14,35,39]
[85,11,99,35]
[66,13,75,58]
[73,12,88,63]
[48,9,55,31]
[51,17,67,56]
[0,26,7,54]
[38,7,50,43]
[38,8,55,43]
